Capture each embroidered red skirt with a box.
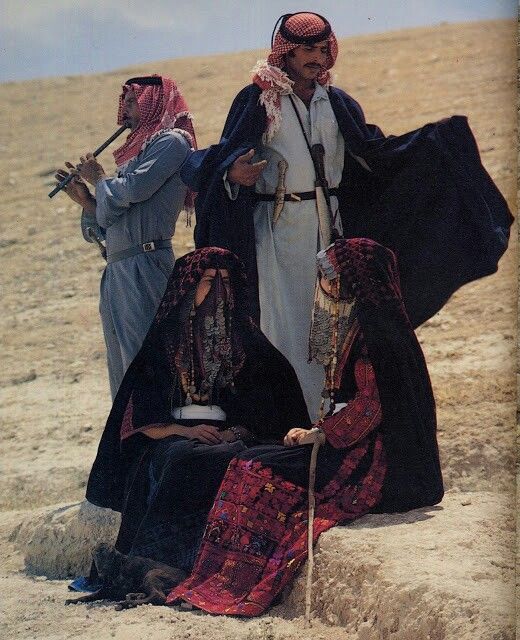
[166,435,386,615]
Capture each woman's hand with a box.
[143,423,223,444]
[284,428,326,447]
[182,424,223,445]
[284,428,311,447]
[219,426,252,443]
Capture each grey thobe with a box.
[82,130,190,399]
[227,85,344,420]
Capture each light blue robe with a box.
[82,130,190,398]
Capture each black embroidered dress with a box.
[85,248,310,571]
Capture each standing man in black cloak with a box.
[180,12,512,418]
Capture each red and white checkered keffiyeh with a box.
[252,13,338,141]
[268,12,338,84]
[113,75,197,217]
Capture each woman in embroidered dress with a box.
[84,247,310,575]
[167,238,443,616]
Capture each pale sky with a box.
[1,0,516,82]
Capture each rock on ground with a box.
[13,500,120,578]
[2,491,514,640]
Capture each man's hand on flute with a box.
[55,164,93,206]
[54,161,98,215]
[77,152,106,186]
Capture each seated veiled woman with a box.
[84,247,310,573]
[167,238,444,616]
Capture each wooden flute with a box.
[48,124,128,198]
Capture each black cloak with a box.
[180,84,512,327]
[86,247,311,512]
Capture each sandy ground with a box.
[0,19,517,640]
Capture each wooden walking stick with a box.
[300,426,326,626]
[303,274,341,625]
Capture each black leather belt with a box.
[254,188,338,202]
[107,239,172,264]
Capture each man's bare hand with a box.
[55,164,92,206]
[227,149,267,186]
[77,152,106,186]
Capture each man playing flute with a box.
[55,75,196,399]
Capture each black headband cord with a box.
[272,12,331,47]
[124,76,163,86]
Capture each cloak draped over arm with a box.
[329,88,513,327]
[183,83,512,328]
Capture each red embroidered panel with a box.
[119,393,169,440]
[322,358,382,449]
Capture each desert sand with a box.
[0,19,517,640]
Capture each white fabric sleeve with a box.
[222,169,240,201]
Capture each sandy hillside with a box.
[0,19,517,640]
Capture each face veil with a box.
[308,277,357,368]
[174,269,245,406]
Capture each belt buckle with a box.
[289,193,301,202]
[143,241,155,252]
